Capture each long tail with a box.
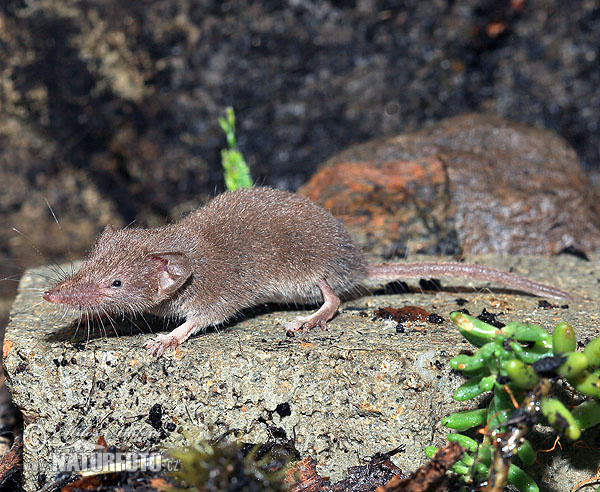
[367,262,572,300]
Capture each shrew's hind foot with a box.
[285,280,341,336]
[144,319,198,357]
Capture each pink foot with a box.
[285,314,328,334]
[285,280,341,336]
[144,334,180,357]
[144,319,198,357]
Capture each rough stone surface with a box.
[300,114,600,257]
[3,0,600,331]
[4,254,599,492]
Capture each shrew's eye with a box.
[112,279,122,287]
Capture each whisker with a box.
[44,197,75,278]
[103,309,118,330]
[1,271,57,282]
[11,227,66,279]
[62,306,72,327]
[28,300,46,310]
[72,309,83,341]
[96,310,108,340]
[123,219,137,229]
[138,314,154,335]
[59,307,70,321]
[85,308,92,348]
[124,315,146,336]
[96,310,106,339]
[100,306,119,340]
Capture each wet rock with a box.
[4,254,597,492]
[300,114,600,257]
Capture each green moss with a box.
[168,438,290,492]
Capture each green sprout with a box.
[427,313,600,492]
[218,107,253,191]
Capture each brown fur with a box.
[45,187,366,328]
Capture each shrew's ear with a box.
[148,251,192,301]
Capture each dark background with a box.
[1,0,599,321]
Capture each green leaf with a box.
[453,376,487,401]
[552,322,576,355]
[450,312,499,347]
[504,359,539,389]
[517,439,536,466]
[584,337,600,367]
[508,464,539,492]
[557,352,589,378]
[447,433,479,452]
[451,342,496,372]
[540,397,581,441]
[572,400,600,430]
[502,322,551,346]
[442,408,488,431]
[219,107,253,190]
[572,371,600,399]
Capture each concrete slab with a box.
[4,255,599,491]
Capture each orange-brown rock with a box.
[300,114,600,257]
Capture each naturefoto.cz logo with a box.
[51,450,174,474]
[24,423,179,474]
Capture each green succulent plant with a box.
[427,313,600,492]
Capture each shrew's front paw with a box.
[144,335,179,357]
[143,319,198,357]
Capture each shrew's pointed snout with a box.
[43,280,103,308]
[43,285,70,304]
